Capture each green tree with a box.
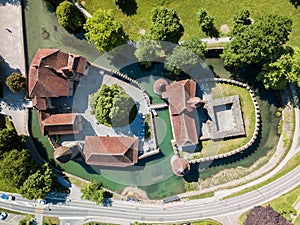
[181,37,207,60]
[56,0,85,32]
[0,149,37,188]
[272,202,297,222]
[149,7,184,43]
[257,47,300,90]
[134,39,162,68]
[165,46,199,76]
[0,128,23,153]
[91,84,137,127]
[290,0,300,8]
[20,163,55,200]
[6,72,26,93]
[222,14,292,67]
[231,9,251,35]
[81,180,104,205]
[196,8,219,38]
[84,9,127,52]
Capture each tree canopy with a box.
[134,39,162,68]
[0,149,37,188]
[56,0,85,33]
[181,37,207,60]
[84,9,127,52]
[6,72,26,93]
[231,9,251,35]
[165,46,199,76]
[222,14,292,67]
[257,46,300,90]
[20,163,55,200]
[244,205,293,225]
[196,8,219,38]
[149,7,184,44]
[90,84,137,127]
[0,127,23,154]
[81,180,104,205]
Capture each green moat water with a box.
[26,0,280,199]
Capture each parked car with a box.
[0,212,7,220]
[0,194,14,200]
[38,199,47,205]
[151,109,158,117]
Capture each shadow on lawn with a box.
[116,0,138,16]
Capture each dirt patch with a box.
[220,24,230,34]
[139,29,146,35]
[122,186,149,199]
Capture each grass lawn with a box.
[42,216,60,225]
[81,0,300,46]
[224,151,300,200]
[191,83,255,158]
[156,219,223,225]
[185,192,214,200]
[266,184,300,223]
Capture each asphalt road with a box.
[1,164,300,224]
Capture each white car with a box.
[151,109,158,117]
[0,212,7,220]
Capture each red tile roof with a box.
[28,48,87,98]
[153,79,169,95]
[54,146,72,163]
[83,136,139,167]
[162,79,200,147]
[42,113,76,125]
[38,112,80,136]
[164,79,196,115]
[171,158,190,176]
[171,111,199,146]
[32,96,47,110]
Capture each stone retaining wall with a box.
[189,78,261,164]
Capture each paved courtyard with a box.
[60,65,156,152]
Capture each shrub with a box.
[56,0,85,32]
[6,72,26,93]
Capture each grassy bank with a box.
[81,0,300,46]
[224,151,300,200]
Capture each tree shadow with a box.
[116,0,138,16]
[228,64,281,107]
[290,0,300,8]
[0,0,24,6]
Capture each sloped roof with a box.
[171,158,190,176]
[42,113,76,125]
[164,79,196,115]
[83,136,139,167]
[153,79,169,95]
[171,111,199,146]
[28,48,87,98]
[32,96,47,110]
[161,79,200,147]
[38,112,80,136]
[54,146,72,163]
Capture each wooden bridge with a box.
[150,103,168,109]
